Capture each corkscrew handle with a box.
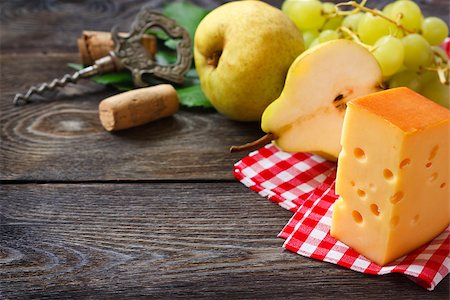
[13,9,192,106]
[13,55,120,106]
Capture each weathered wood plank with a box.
[0,54,262,181]
[1,1,449,298]
[0,1,447,53]
[1,0,449,181]
[1,183,448,299]
[0,0,237,53]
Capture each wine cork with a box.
[78,31,115,65]
[77,31,157,65]
[99,84,179,131]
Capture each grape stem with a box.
[428,48,450,84]
[425,66,449,85]
[334,0,449,85]
[335,0,368,15]
[432,48,449,64]
[437,69,449,85]
[336,0,414,34]
[338,26,371,50]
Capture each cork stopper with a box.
[77,31,157,65]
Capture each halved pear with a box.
[261,39,383,161]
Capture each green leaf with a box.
[176,85,213,108]
[67,63,83,71]
[146,28,170,40]
[111,82,135,91]
[68,63,133,85]
[186,68,199,79]
[155,51,177,65]
[91,72,133,85]
[164,39,179,50]
[163,0,209,41]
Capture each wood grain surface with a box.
[1,0,449,299]
[0,53,262,181]
[1,183,449,299]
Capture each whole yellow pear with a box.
[194,0,304,121]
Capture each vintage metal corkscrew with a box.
[13,9,192,106]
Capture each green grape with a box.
[420,76,450,108]
[281,0,295,14]
[421,17,449,46]
[431,46,449,64]
[382,2,395,16]
[322,15,343,30]
[342,12,364,32]
[420,70,439,86]
[357,13,401,45]
[309,38,321,49]
[372,36,404,77]
[303,30,320,48]
[388,70,422,92]
[282,0,326,31]
[386,0,423,32]
[322,2,336,15]
[401,33,433,71]
[321,2,343,30]
[317,29,339,43]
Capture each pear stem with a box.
[230,133,277,153]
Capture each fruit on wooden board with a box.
[280,0,449,108]
[194,0,304,121]
[260,39,382,161]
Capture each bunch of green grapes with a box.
[282,0,449,108]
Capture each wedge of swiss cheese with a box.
[331,87,450,266]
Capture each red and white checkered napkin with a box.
[233,143,450,291]
[233,143,336,212]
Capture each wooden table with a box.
[1,1,449,298]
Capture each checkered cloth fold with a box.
[234,143,449,291]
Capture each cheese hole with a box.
[383,169,394,181]
[369,183,376,191]
[353,148,366,161]
[370,204,380,216]
[357,189,366,199]
[425,162,432,168]
[390,191,404,204]
[429,172,438,182]
[352,210,363,224]
[350,180,355,187]
[412,214,420,225]
[399,158,411,169]
[440,182,447,189]
[390,216,399,227]
[429,145,439,161]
